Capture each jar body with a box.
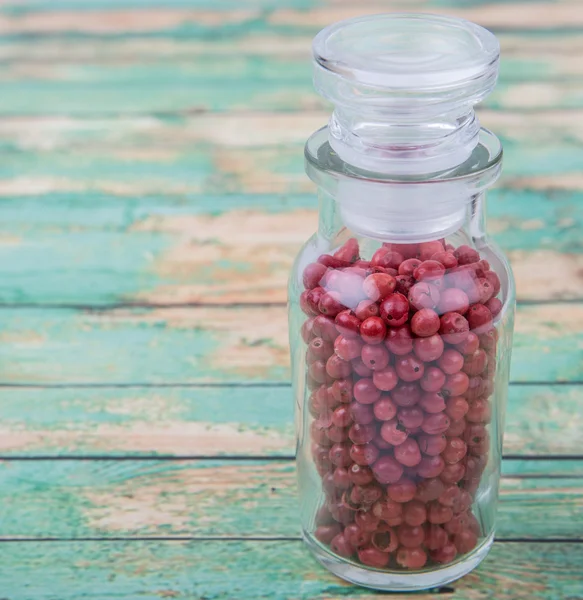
[288,151,515,590]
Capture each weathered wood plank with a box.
[0,189,580,305]
[0,540,580,599]
[0,385,580,456]
[0,304,580,384]
[0,2,581,36]
[0,459,580,539]
[0,56,579,114]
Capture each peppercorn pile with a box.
[300,238,501,570]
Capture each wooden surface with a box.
[0,0,581,598]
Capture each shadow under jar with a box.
[288,14,516,591]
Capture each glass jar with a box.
[288,14,515,591]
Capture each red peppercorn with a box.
[394,438,422,467]
[442,437,468,464]
[354,510,381,533]
[387,479,417,503]
[397,524,425,548]
[391,382,422,407]
[349,463,374,486]
[413,260,445,284]
[350,443,380,466]
[327,425,349,443]
[358,547,390,568]
[397,406,424,429]
[303,262,328,289]
[371,247,404,270]
[417,433,447,456]
[420,367,446,392]
[467,303,493,330]
[445,396,469,421]
[431,251,458,269]
[419,241,444,261]
[330,379,353,404]
[438,288,469,315]
[354,378,381,404]
[372,365,399,392]
[334,238,360,263]
[315,524,341,544]
[352,357,373,377]
[360,316,387,345]
[463,348,488,376]
[444,511,469,535]
[416,455,445,478]
[396,547,428,569]
[427,501,453,524]
[330,532,354,558]
[437,348,464,374]
[413,334,444,362]
[395,274,416,296]
[385,324,414,355]
[344,523,372,549]
[442,371,470,397]
[466,398,492,424]
[361,344,390,370]
[398,258,422,276]
[373,395,398,421]
[350,401,374,424]
[425,524,449,550]
[329,443,352,467]
[454,244,480,265]
[332,467,351,490]
[371,526,399,552]
[308,337,333,361]
[380,293,410,327]
[484,270,501,295]
[319,291,347,317]
[380,419,408,446]
[419,391,446,414]
[348,422,376,445]
[355,299,380,321]
[439,312,470,344]
[431,542,457,564]
[326,354,352,379]
[395,354,425,382]
[335,310,361,339]
[409,281,440,310]
[312,315,338,341]
[485,296,502,318]
[440,462,466,484]
[415,477,445,503]
[363,273,397,301]
[411,308,440,337]
[454,529,478,554]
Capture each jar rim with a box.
[305,126,503,188]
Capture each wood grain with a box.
[0,304,580,384]
[0,459,581,539]
[0,384,581,456]
[0,540,580,599]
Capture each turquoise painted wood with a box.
[0,304,581,384]
[0,459,580,539]
[0,384,580,456]
[0,0,581,596]
[0,540,580,600]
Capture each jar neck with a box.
[329,106,481,175]
[305,127,502,244]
